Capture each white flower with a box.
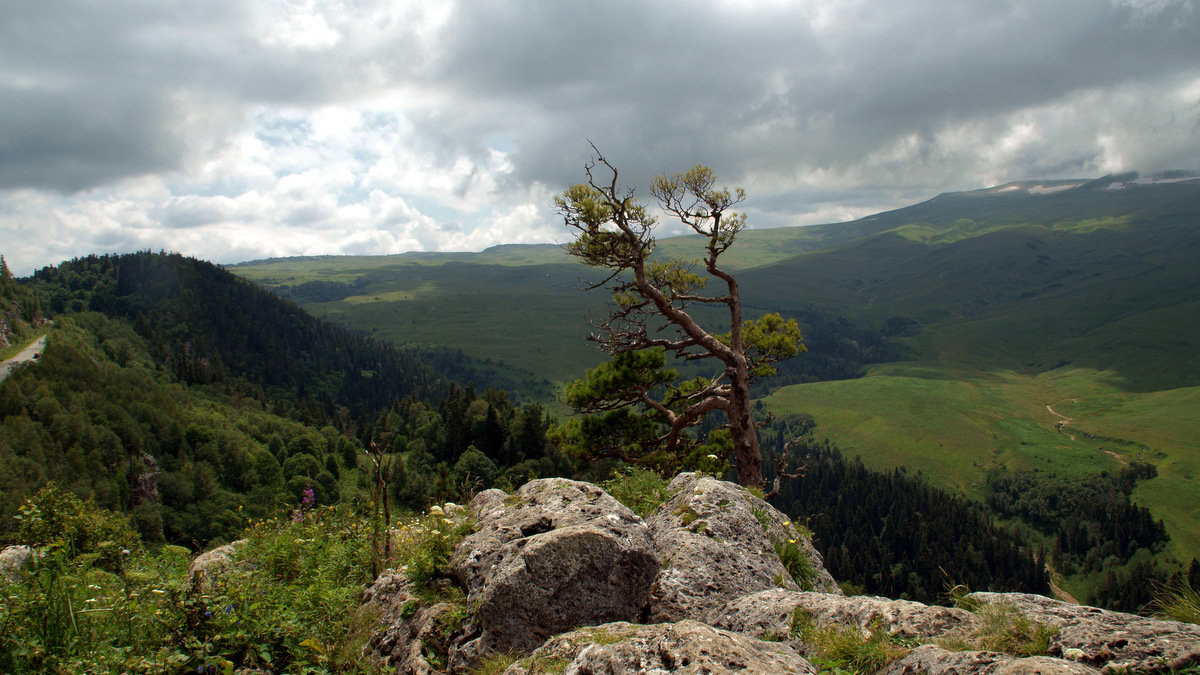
[706,454,718,460]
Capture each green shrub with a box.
[960,602,1057,657]
[14,482,140,571]
[1154,580,1200,625]
[775,538,818,591]
[789,608,911,674]
[602,466,672,518]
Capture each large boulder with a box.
[968,592,1200,672]
[883,644,1100,675]
[502,620,816,675]
[0,545,33,582]
[187,539,246,590]
[711,588,980,642]
[450,479,660,655]
[645,473,838,623]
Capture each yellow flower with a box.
[782,521,790,527]
[788,539,797,544]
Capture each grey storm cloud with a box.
[0,0,1198,274]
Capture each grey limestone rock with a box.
[187,539,247,590]
[968,592,1200,673]
[645,473,838,623]
[450,478,660,655]
[502,619,816,675]
[362,570,477,675]
[883,644,1101,675]
[0,544,33,582]
[711,588,981,641]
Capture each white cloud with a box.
[1,0,1198,275]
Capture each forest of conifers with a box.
[0,251,1189,609]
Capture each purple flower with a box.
[301,487,315,508]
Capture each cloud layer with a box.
[2,0,1198,274]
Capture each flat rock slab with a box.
[884,644,1101,675]
[451,479,659,654]
[503,620,816,675]
[645,473,839,624]
[711,588,981,641]
[969,592,1200,672]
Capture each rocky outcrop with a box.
[187,539,246,590]
[884,645,1100,675]
[362,571,478,675]
[968,592,1200,672]
[645,473,838,623]
[355,474,1200,675]
[711,588,980,641]
[0,545,33,582]
[502,620,816,675]
[450,478,660,656]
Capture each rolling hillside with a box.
[232,173,1200,581]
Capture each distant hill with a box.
[232,172,1200,391]
[231,173,1200,592]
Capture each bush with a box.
[14,482,140,571]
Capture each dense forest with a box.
[760,423,1049,604]
[1,253,570,549]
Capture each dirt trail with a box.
[1046,401,1077,440]
[0,335,46,384]
[1045,399,1129,466]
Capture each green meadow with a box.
[762,363,1200,561]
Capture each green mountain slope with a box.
[230,174,1200,575]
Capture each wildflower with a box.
[788,539,797,544]
[88,584,102,590]
[151,589,166,595]
[429,505,444,516]
[706,454,718,460]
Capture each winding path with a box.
[1045,402,1076,440]
[0,335,46,384]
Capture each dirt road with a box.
[0,335,47,383]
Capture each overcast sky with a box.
[2,0,1198,275]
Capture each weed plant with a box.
[602,466,672,517]
[0,484,479,673]
[789,608,911,674]
[1154,581,1200,625]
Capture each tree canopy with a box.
[551,152,803,487]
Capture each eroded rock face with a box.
[711,588,980,642]
[503,620,816,675]
[645,473,839,623]
[450,478,659,655]
[361,570,481,675]
[968,592,1200,673]
[883,644,1101,675]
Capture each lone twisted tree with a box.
[551,151,803,488]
